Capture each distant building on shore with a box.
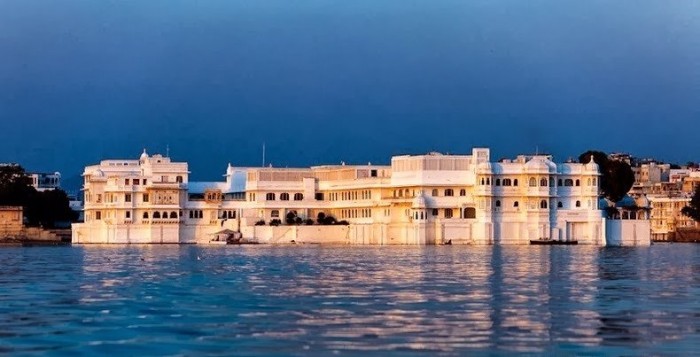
[72,148,650,246]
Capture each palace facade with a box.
[72,148,613,245]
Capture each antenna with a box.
[166,144,170,157]
[262,142,266,167]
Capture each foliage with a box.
[578,150,635,203]
[285,211,297,225]
[315,212,337,225]
[304,218,314,225]
[316,212,326,225]
[0,164,77,228]
[254,219,266,226]
[681,185,700,222]
[269,219,282,226]
[337,220,350,226]
[295,217,303,225]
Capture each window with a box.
[486,178,491,185]
[95,211,101,220]
[463,207,476,219]
[565,179,574,187]
[432,209,438,216]
[514,201,519,208]
[294,193,303,201]
[161,175,168,183]
[153,212,161,219]
[495,200,501,207]
[540,178,548,187]
[134,179,140,185]
[459,189,466,196]
[125,193,132,203]
[540,200,548,209]
[143,193,149,202]
[271,210,279,218]
[558,201,563,208]
[162,212,167,219]
[445,209,453,218]
[280,193,290,201]
[576,200,581,208]
[371,170,377,177]
[549,177,554,187]
[143,212,149,219]
[432,189,438,197]
[125,211,131,219]
[445,189,454,197]
[558,179,563,186]
[481,178,485,185]
[125,178,130,185]
[170,211,177,219]
[266,193,276,201]
[143,179,147,185]
[513,179,518,186]
[315,193,324,201]
[176,176,183,183]
[529,177,537,187]
[575,179,580,187]
[503,179,512,186]
[495,179,501,186]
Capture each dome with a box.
[635,194,650,208]
[139,149,149,162]
[525,157,554,173]
[598,197,613,209]
[93,169,104,177]
[615,195,637,208]
[584,155,600,172]
[412,192,428,208]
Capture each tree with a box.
[579,150,635,203]
[0,164,78,228]
[682,185,700,222]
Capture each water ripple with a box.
[0,244,698,355]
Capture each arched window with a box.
[575,179,580,187]
[565,179,574,187]
[540,178,548,187]
[398,190,403,197]
[514,201,519,208]
[463,207,476,219]
[271,210,279,218]
[529,177,537,187]
[495,179,501,186]
[162,212,168,219]
[557,201,563,208]
[432,189,438,197]
[176,176,183,183]
[280,193,290,201]
[486,178,491,185]
[266,193,276,201]
[294,193,303,201]
[549,177,554,187]
[459,189,466,196]
[592,178,597,186]
[143,212,149,219]
[503,179,512,186]
[404,189,409,197]
[170,211,177,218]
[445,209,453,219]
[540,200,548,209]
[481,178,485,185]
[495,200,501,207]
[587,178,592,186]
[513,179,519,186]
[576,200,581,208]
[153,212,161,219]
[445,189,454,197]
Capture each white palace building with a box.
[72,148,650,246]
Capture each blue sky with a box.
[1,0,699,186]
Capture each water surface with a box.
[0,245,698,356]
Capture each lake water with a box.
[0,244,698,356]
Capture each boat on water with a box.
[530,239,578,245]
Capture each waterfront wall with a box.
[605,220,651,246]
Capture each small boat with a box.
[530,239,578,245]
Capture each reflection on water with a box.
[0,244,698,355]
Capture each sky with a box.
[1,0,699,188]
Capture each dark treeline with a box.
[0,165,77,228]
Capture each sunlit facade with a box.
[72,148,609,245]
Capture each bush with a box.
[338,220,350,225]
[304,218,314,225]
[316,212,326,225]
[285,211,297,225]
[270,219,282,226]
[254,219,266,226]
[295,217,303,225]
